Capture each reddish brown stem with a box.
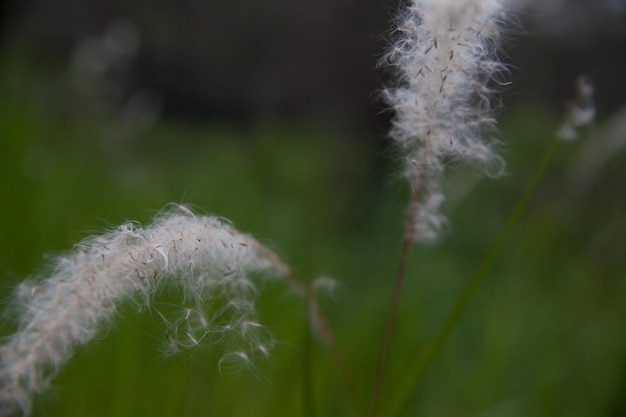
[307,295,366,417]
[368,172,423,417]
[270,255,365,417]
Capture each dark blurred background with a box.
[2,0,396,135]
[1,0,625,136]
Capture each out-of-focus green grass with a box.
[1,55,625,417]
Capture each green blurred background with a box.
[1,0,626,416]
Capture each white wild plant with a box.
[380,0,511,243]
[370,1,515,414]
[557,75,595,141]
[0,207,288,416]
[1,0,593,416]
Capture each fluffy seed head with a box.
[0,206,287,416]
[381,0,511,242]
[557,75,595,141]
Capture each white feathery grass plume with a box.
[557,75,595,141]
[381,0,511,242]
[0,206,289,416]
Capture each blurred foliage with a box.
[1,37,626,417]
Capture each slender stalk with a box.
[174,363,192,416]
[302,299,315,417]
[279,264,365,417]
[384,137,560,417]
[302,227,316,417]
[307,296,367,417]
[368,172,424,417]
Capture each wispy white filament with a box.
[381,0,511,242]
[0,207,286,416]
[557,75,595,141]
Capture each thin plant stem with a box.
[384,137,560,417]
[175,363,192,417]
[302,299,315,417]
[307,295,367,417]
[368,171,424,417]
[302,226,316,417]
[276,258,366,417]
